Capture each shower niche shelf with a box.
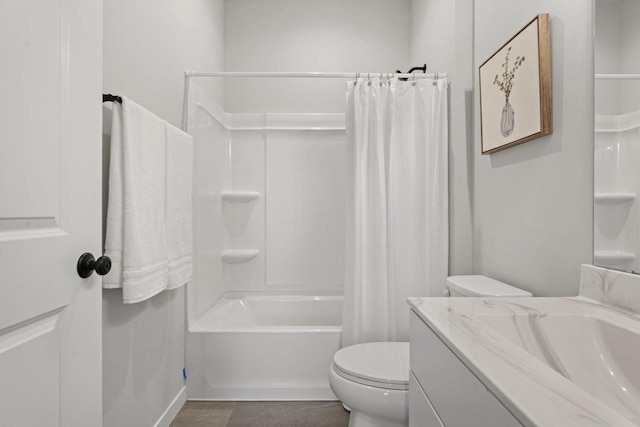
[221,249,260,263]
[221,191,260,203]
[594,192,636,205]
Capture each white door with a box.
[0,0,103,426]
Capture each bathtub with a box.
[187,293,343,400]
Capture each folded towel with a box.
[103,97,169,303]
[165,122,193,289]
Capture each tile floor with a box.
[170,401,350,427]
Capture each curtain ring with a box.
[412,72,417,86]
[367,73,372,86]
[433,72,438,86]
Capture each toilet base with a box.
[329,365,408,427]
[348,410,408,427]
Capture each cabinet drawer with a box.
[410,310,522,427]
[410,371,444,427]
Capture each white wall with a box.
[104,0,225,127]
[224,0,412,113]
[594,0,621,115]
[594,0,640,116]
[102,291,185,427]
[102,1,225,426]
[473,1,594,296]
[619,0,640,114]
[410,0,474,275]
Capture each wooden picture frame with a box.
[479,14,552,154]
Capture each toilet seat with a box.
[332,342,409,391]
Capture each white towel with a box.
[165,122,193,289]
[103,97,169,303]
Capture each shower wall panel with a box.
[222,130,266,292]
[219,128,347,293]
[189,89,347,324]
[265,130,346,289]
[189,83,229,322]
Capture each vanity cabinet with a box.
[409,310,522,427]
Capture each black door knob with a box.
[77,252,112,278]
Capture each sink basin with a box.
[479,310,640,424]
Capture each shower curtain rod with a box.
[181,70,447,130]
[595,73,640,79]
[185,71,446,79]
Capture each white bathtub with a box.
[187,293,343,400]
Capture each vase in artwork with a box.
[500,99,515,137]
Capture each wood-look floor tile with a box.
[170,401,236,427]
[225,401,349,427]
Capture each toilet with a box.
[330,275,532,427]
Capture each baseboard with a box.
[153,385,187,427]
[187,386,338,401]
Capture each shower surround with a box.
[185,79,347,399]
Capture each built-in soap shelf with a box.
[594,192,636,205]
[221,249,260,263]
[594,250,636,266]
[221,191,260,203]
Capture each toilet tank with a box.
[446,275,532,297]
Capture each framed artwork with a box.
[479,14,552,154]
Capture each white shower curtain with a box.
[342,77,448,346]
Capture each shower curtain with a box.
[342,77,448,346]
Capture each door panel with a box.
[0,0,61,223]
[0,310,62,426]
[0,0,102,425]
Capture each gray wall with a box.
[472,0,594,296]
[410,0,474,276]
[103,0,225,127]
[102,1,224,426]
[619,0,640,114]
[411,0,594,295]
[224,0,412,113]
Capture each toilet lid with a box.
[447,275,533,297]
[333,342,409,388]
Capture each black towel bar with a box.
[103,94,122,104]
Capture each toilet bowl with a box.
[331,275,531,427]
[329,342,409,427]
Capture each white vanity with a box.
[408,265,640,426]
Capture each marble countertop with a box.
[408,295,640,427]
